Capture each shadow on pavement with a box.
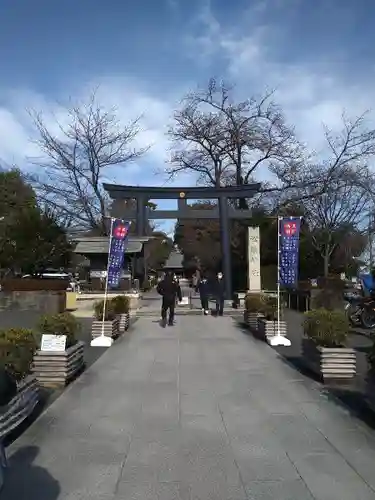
[2,445,60,499]
[234,317,375,432]
[325,387,375,431]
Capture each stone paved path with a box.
[4,315,375,499]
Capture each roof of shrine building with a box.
[74,236,149,255]
[163,250,184,269]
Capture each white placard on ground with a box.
[179,297,189,306]
[41,334,67,352]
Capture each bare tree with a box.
[27,91,149,234]
[302,166,372,277]
[275,112,375,211]
[167,96,230,188]
[323,112,375,179]
[166,79,305,203]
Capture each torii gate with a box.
[103,183,261,299]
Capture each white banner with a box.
[248,226,261,292]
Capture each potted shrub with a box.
[364,335,375,409]
[310,283,344,312]
[111,295,130,332]
[302,308,356,382]
[257,295,287,341]
[32,312,84,387]
[92,299,119,339]
[141,278,151,292]
[244,293,265,330]
[0,328,40,439]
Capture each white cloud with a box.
[2,1,375,188]
[0,78,175,182]
[188,2,375,156]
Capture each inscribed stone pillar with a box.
[247,226,261,292]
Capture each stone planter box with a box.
[91,318,119,339]
[365,374,375,411]
[32,341,85,388]
[125,293,140,310]
[302,338,356,382]
[117,312,130,332]
[256,318,287,340]
[0,377,39,439]
[244,311,264,330]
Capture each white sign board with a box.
[90,270,107,278]
[248,226,261,292]
[41,334,67,352]
[178,297,189,306]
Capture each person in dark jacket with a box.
[157,271,182,326]
[196,275,210,315]
[213,271,225,316]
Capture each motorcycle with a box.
[344,293,375,329]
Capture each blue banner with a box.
[107,219,131,288]
[279,217,301,287]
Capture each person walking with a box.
[213,271,225,316]
[196,275,210,315]
[157,271,182,327]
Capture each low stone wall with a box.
[0,291,65,313]
[78,292,141,310]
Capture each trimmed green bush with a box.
[303,308,349,348]
[244,293,264,313]
[38,312,81,349]
[111,295,130,314]
[0,328,37,381]
[141,278,151,291]
[262,295,279,321]
[93,299,117,321]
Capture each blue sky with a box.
[0,0,374,233]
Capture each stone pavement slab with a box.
[3,315,375,499]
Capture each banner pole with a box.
[101,217,114,337]
[268,216,291,347]
[277,216,281,335]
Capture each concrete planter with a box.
[126,293,140,310]
[244,311,263,330]
[365,374,375,411]
[0,376,39,439]
[91,318,119,339]
[117,312,130,332]
[257,318,287,341]
[302,338,356,382]
[32,341,85,388]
